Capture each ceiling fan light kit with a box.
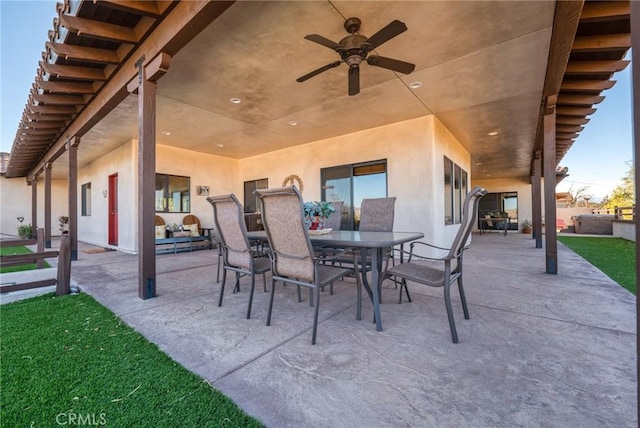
[297,17,415,96]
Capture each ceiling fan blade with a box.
[297,61,342,83]
[367,55,415,74]
[348,66,360,96]
[304,34,343,51]
[365,20,408,49]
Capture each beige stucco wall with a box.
[239,115,470,247]
[156,143,240,230]
[0,176,67,238]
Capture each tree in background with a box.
[601,163,634,212]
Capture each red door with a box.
[108,173,118,245]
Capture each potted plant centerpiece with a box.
[303,201,335,230]
[521,219,532,234]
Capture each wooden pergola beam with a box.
[40,62,107,81]
[556,132,579,140]
[580,1,629,22]
[556,125,585,133]
[564,60,630,74]
[32,94,87,105]
[572,33,631,51]
[556,106,597,116]
[60,14,139,44]
[24,111,73,121]
[556,116,590,125]
[557,94,605,106]
[28,104,79,114]
[561,79,615,92]
[47,41,121,64]
[97,1,173,18]
[24,121,67,129]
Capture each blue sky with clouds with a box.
[1,1,633,201]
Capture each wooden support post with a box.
[44,162,52,248]
[36,227,44,269]
[629,2,639,422]
[132,52,171,300]
[56,234,71,296]
[31,176,38,235]
[67,137,79,261]
[543,96,558,274]
[532,152,543,248]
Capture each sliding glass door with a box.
[321,160,387,230]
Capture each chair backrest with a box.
[256,186,315,282]
[182,214,201,229]
[207,194,252,269]
[359,197,396,232]
[155,215,165,226]
[448,186,488,258]
[322,201,343,230]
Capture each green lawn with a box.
[0,293,263,427]
[0,245,51,273]
[557,236,636,295]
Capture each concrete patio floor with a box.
[40,233,638,426]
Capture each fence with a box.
[592,206,635,221]
[0,228,71,296]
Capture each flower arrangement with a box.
[303,201,335,219]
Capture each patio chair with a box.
[322,201,343,230]
[207,194,271,319]
[255,186,361,345]
[384,186,487,343]
[358,197,396,232]
[183,214,222,281]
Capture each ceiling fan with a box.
[297,17,415,96]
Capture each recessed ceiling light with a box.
[488,131,499,136]
[475,162,483,166]
[409,81,423,89]
[229,97,242,104]
[288,120,298,126]
[161,131,171,136]
[216,144,224,148]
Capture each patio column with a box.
[128,52,171,300]
[44,162,52,248]
[67,137,79,261]
[543,96,558,274]
[30,174,38,234]
[531,151,542,248]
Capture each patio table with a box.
[247,230,424,331]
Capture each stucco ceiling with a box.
[42,1,555,181]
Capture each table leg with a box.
[371,247,383,331]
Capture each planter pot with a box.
[522,227,532,234]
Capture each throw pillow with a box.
[155,225,166,239]
[183,223,200,237]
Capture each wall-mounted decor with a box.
[196,185,209,196]
[282,174,303,193]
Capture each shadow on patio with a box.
[68,232,636,427]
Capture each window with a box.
[443,156,468,225]
[81,182,91,216]
[244,178,268,213]
[478,192,518,230]
[155,174,190,213]
[321,160,387,230]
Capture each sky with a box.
[0,1,634,201]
